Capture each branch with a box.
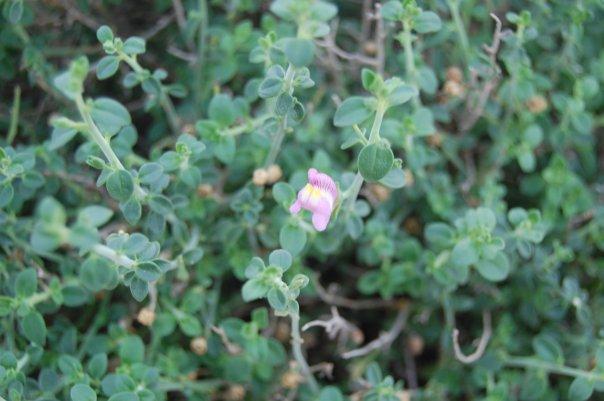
[452,311,492,364]
[341,308,408,359]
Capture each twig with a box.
[459,13,506,133]
[211,326,242,355]
[403,337,418,389]
[58,0,101,30]
[303,307,360,351]
[374,3,386,75]
[142,14,176,40]
[341,308,408,359]
[452,311,492,364]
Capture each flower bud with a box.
[266,164,283,183]
[252,168,268,186]
[190,337,208,356]
[136,307,156,327]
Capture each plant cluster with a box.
[0,0,603,401]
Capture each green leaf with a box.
[123,37,146,54]
[208,94,236,126]
[269,249,292,270]
[0,182,14,207]
[148,194,173,215]
[49,126,78,150]
[380,1,403,21]
[178,314,202,336]
[108,392,139,401]
[358,141,394,182]
[273,182,296,207]
[283,38,315,67]
[258,77,283,98]
[80,257,117,292]
[87,353,108,379]
[387,83,418,106]
[71,384,97,401]
[129,277,148,301]
[15,268,37,298]
[78,206,113,227]
[91,98,131,136]
[532,333,564,364]
[136,262,161,282]
[96,56,120,80]
[138,163,164,184]
[319,386,344,401]
[118,335,144,363]
[120,198,142,225]
[21,311,47,346]
[333,97,373,127]
[275,92,293,116]
[379,168,406,189]
[267,287,288,311]
[106,170,134,202]
[568,377,594,401]
[451,238,478,268]
[361,68,380,92]
[425,223,454,248]
[96,25,114,43]
[279,224,307,255]
[414,11,442,33]
[475,253,510,282]
[242,278,270,301]
[8,0,23,23]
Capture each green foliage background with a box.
[0,0,603,400]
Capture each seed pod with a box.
[252,168,268,186]
[136,307,156,327]
[225,384,246,401]
[407,334,425,356]
[526,95,548,114]
[190,337,208,356]
[446,66,463,83]
[281,370,303,389]
[197,184,214,197]
[266,164,283,183]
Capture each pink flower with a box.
[290,168,338,231]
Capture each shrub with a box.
[0,0,603,400]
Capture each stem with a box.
[290,313,319,393]
[195,0,208,115]
[119,53,180,134]
[7,86,20,144]
[91,243,136,267]
[263,64,295,167]
[446,0,471,66]
[401,21,419,109]
[343,103,387,212]
[74,94,147,198]
[504,356,604,381]
[224,114,271,136]
[264,117,287,168]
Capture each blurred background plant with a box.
[0,0,603,400]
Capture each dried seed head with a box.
[443,80,465,98]
[190,337,208,356]
[281,370,303,389]
[526,95,548,114]
[408,333,425,356]
[252,168,268,186]
[225,384,246,401]
[446,66,463,83]
[197,184,214,197]
[266,164,283,183]
[136,307,156,327]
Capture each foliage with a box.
[0,0,603,400]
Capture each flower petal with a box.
[312,212,331,231]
